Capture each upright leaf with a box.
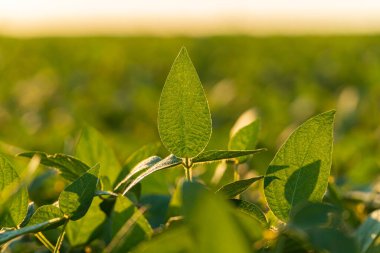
[27,204,65,230]
[0,154,29,228]
[158,47,212,158]
[19,151,89,182]
[59,165,99,220]
[76,126,121,189]
[264,110,335,222]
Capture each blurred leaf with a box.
[264,110,335,222]
[76,125,121,189]
[131,226,194,253]
[122,154,181,195]
[158,47,212,158]
[229,119,260,163]
[230,199,267,226]
[356,209,380,253]
[193,149,264,164]
[0,154,29,228]
[19,151,89,182]
[114,156,162,192]
[116,143,161,185]
[106,196,152,252]
[58,165,99,220]
[216,176,264,198]
[307,228,358,253]
[66,197,106,247]
[27,205,64,230]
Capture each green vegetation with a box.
[0,37,380,252]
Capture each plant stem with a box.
[53,219,68,253]
[35,232,55,252]
[233,163,240,182]
[183,158,193,182]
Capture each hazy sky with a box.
[1,0,380,36]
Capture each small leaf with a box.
[66,197,106,247]
[216,176,264,198]
[229,119,260,163]
[122,155,181,195]
[59,165,99,220]
[27,205,65,230]
[0,217,64,245]
[19,151,89,182]
[193,149,264,164]
[114,156,162,192]
[158,47,212,158]
[76,126,121,189]
[264,110,335,222]
[0,154,29,228]
[229,199,267,226]
[356,210,380,253]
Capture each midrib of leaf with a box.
[288,122,323,216]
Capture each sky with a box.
[1,0,380,36]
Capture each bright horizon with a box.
[1,0,380,36]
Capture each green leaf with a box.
[158,47,212,158]
[115,143,161,186]
[264,110,335,222]
[0,154,29,228]
[356,210,380,253]
[58,165,99,220]
[122,155,181,195]
[27,205,65,230]
[114,156,162,192]
[229,199,267,226]
[0,217,65,245]
[216,176,264,198]
[66,197,106,247]
[192,149,264,164]
[76,126,121,189]
[229,119,260,163]
[107,196,153,252]
[18,151,89,182]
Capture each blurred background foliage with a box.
[0,35,380,189]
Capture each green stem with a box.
[35,232,55,252]
[233,163,240,182]
[183,158,193,182]
[53,220,68,253]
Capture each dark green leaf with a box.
[18,151,89,182]
[356,209,380,253]
[216,176,264,198]
[122,155,181,195]
[158,47,212,158]
[192,149,265,164]
[76,126,121,189]
[264,110,335,222]
[0,154,29,228]
[229,199,267,226]
[58,165,99,220]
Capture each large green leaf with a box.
[264,110,335,222]
[192,149,264,164]
[106,195,153,252]
[58,165,99,220]
[356,210,380,253]
[229,119,260,163]
[76,126,121,189]
[66,197,106,247]
[18,151,89,182]
[27,205,65,230]
[0,154,29,228]
[122,155,182,195]
[158,47,212,158]
[216,176,264,198]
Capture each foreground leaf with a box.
[158,47,212,158]
[356,210,380,253]
[229,119,260,163]
[122,155,181,195]
[19,151,89,182]
[216,176,264,198]
[192,149,264,164]
[230,199,268,226]
[27,205,65,230]
[264,110,335,222]
[59,165,99,220]
[76,126,121,189]
[0,154,29,228]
